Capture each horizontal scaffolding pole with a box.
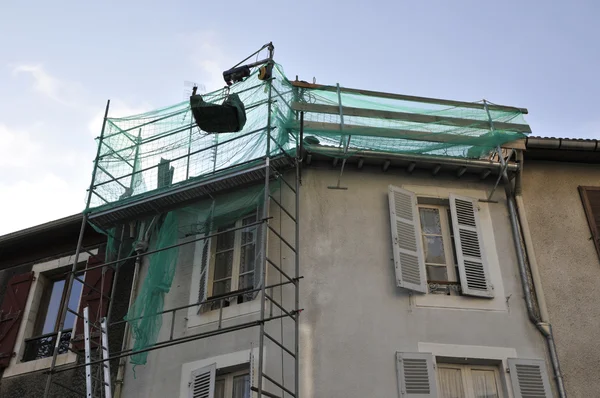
[50,313,292,374]
[265,293,295,321]
[268,195,296,223]
[266,257,296,285]
[263,331,295,359]
[291,101,531,133]
[74,218,271,276]
[267,225,296,253]
[262,372,296,397]
[290,80,528,114]
[250,386,282,398]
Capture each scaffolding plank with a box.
[299,121,522,146]
[291,102,531,133]
[291,81,528,114]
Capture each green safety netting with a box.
[87,62,529,213]
[124,182,275,366]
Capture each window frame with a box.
[215,369,251,398]
[436,363,504,398]
[417,204,458,285]
[206,212,259,303]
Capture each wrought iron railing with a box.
[23,329,72,362]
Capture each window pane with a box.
[242,215,257,245]
[213,280,231,296]
[216,224,236,251]
[214,251,234,280]
[215,378,225,398]
[423,235,446,264]
[64,278,83,329]
[42,279,65,334]
[419,208,442,234]
[238,273,254,291]
[232,373,251,398]
[426,265,448,281]
[472,369,499,398]
[438,367,464,398]
[239,244,255,274]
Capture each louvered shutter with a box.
[508,358,553,398]
[449,194,493,298]
[388,186,427,293]
[396,352,438,398]
[578,186,600,260]
[73,254,114,350]
[189,363,216,398]
[0,272,34,367]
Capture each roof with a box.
[525,136,600,163]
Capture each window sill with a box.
[186,299,261,329]
[413,292,506,311]
[2,352,76,379]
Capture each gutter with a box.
[500,150,567,397]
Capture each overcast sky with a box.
[1,0,598,235]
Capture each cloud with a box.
[0,124,42,168]
[185,31,234,92]
[12,64,82,106]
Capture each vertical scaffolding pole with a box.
[257,42,274,398]
[294,138,300,398]
[44,99,111,398]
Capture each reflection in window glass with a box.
[232,373,251,398]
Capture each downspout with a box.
[114,216,157,398]
[499,149,567,398]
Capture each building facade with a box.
[520,137,600,398]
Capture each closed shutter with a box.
[508,358,553,398]
[578,186,600,260]
[388,186,427,293]
[189,363,216,398]
[396,352,438,398]
[449,194,493,298]
[73,254,114,350]
[0,272,34,367]
[197,233,211,314]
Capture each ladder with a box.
[83,306,113,398]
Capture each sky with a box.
[1,0,599,235]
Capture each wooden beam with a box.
[501,139,526,150]
[290,81,528,114]
[298,121,521,147]
[292,102,531,133]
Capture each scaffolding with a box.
[39,42,531,398]
[42,43,302,398]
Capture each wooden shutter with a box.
[73,254,114,350]
[449,194,494,298]
[396,352,438,398]
[388,186,427,293]
[578,186,600,260]
[189,363,216,398]
[0,272,34,367]
[508,358,553,398]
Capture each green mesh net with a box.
[86,62,528,213]
[124,182,275,366]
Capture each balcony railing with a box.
[23,329,72,362]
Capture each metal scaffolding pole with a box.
[43,99,111,398]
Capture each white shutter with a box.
[396,352,438,398]
[449,194,494,298]
[189,363,216,398]
[508,358,553,398]
[197,235,211,314]
[388,186,427,293]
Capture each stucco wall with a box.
[521,160,600,398]
[121,165,551,398]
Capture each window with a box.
[215,369,251,398]
[437,363,502,398]
[206,213,259,311]
[418,205,459,295]
[188,363,250,398]
[396,352,553,398]
[22,274,83,362]
[388,186,493,298]
[579,186,600,260]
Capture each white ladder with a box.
[84,306,113,398]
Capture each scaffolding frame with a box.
[42,43,302,398]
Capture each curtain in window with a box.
[472,369,499,398]
[438,368,464,398]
